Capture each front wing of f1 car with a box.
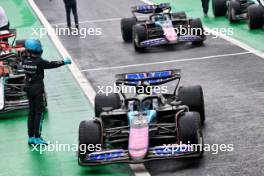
[79,145,201,165]
[139,20,205,47]
[140,35,205,47]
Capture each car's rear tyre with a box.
[171,12,187,20]
[178,85,205,124]
[189,18,205,45]
[133,24,147,52]
[212,0,227,17]
[178,112,203,156]
[78,120,102,161]
[95,93,121,117]
[248,4,264,29]
[121,17,137,42]
[228,0,240,23]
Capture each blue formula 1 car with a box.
[78,69,205,165]
[120,3,206,52]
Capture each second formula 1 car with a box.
[0,30,28,112]
[212,0,264,29]
[121,3,206,52]
[0,30,47,113]
[78,69,205,165]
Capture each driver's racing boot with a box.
[34,137,49,145]
[28,137,35,145]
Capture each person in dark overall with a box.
[22,38,72,145]
[201,0,210,16]
[63,0,79,28]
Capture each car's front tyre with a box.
[121,17,137,42]
[78,120,102,162]
[248,4,264,29]
[212,0,227,17]
[189,18,205,45]
[94,93,121,117]
[227,0,241,23]
[178,85,205,124]
[178,112,203,157]
[133,24,147,52]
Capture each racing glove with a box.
[63,57,72,65]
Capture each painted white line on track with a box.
[51,15,148,26]
[129,164,151,176]
[27,0,150,176]
[204,27,264,59]
[81,52,251,72]
[51,17,122,26]
[27,0,96,104]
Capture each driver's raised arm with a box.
[38,59,64,69]
[38,57,72,69]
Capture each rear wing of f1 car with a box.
[0,30,16,40]
[131,3,171,15]
[0,30,17,46]
[115,69,181,86]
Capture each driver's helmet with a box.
[163,14,170,21]
[142,99,153,111]
[137,94,153,110]
[154,15,163,22]
[137,93,148,98]
[25,38,43,54]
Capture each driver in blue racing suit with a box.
[21,38,72,145]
